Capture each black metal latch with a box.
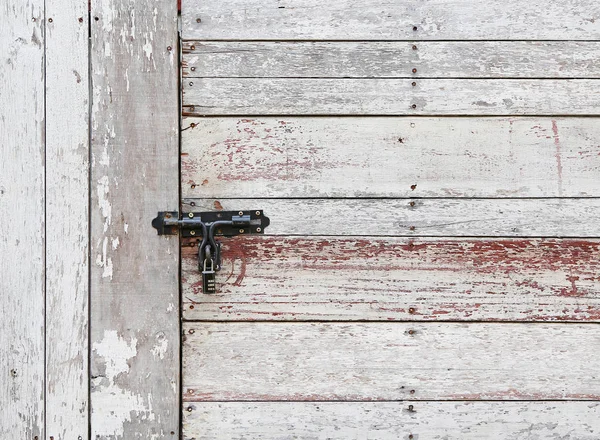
[152,210,270,293]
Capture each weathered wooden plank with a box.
[184,198,600,237]
[45,1,89,438]
[0,2,45,438]
[90,0,180,438]
[184,402,600,440]
[182,41,600,78]
[183,79,600,115]
[182,117,600,198]
[182,0,600,40]
[183,322,600,400]
[182,237,600,321]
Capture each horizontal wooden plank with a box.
[182,238,600,321]
[184,198,600,237]
[183,322,600,400]
[181,0,600,40]
[182,41,600,78]
[184,402,600,439]
[183,79,600,115]
[182,117,600,198]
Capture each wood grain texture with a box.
[181,0,600,40]
[45,1,89,438]
[182,117,600,198]
[183,78,600,115]
[90,0,180,438]
[184,198,600,237]
[182,41,600,78]
[183,322,600,401]
[0,2,45,438]
[182,237,600,321]
[184,402,600,439]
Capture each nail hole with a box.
[413,26,418,31]
[94,16,99,21]
[409,226,415,231]
[78,17,83,22]
[398,137,403,143]
[410,389,416,394]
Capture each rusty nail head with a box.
[167,46,172,51]
[412,68,417,73]
[48,18,53,22]
[413,26,418,31]
[256,211,261,215]
[412,82,416,87]
[191,67,196,71]
[191,184,196,189]
[409,226,415,231]
[188,329,195,334]
[411,104,417,109]
[190,45,196,50]
[190,122,196,128]
[412,45,417,50]
[196,18,201,23]
[189,81,194,86]
[79,17,83,22]
[410,389,416,394]
[256,227,261,232]
[189,305,194,309]
[409,307,416,313]
[408,329,415,335]
[409,201,415,207]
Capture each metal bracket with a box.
[152,210,270,293]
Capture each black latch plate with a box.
[152,210,270,237]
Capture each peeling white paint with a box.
[112,237,120,250]
[97,175,111,232]
[151,338,168,360]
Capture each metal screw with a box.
[256,211,261,215]
[190,230,196,236]
[189,82,194,86]
[188,212,194,218]
[239,229,245,233]
[48,18,53,22]
[256,227,261,232]
[190,67,196,71]
[238,211,244,215]
[79,17,83,22]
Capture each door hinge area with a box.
[152,210,270,293]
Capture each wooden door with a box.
[179,1,600,439]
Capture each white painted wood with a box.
[184,401,600,440]
[185,198,600,237]
[182,237,600,322]
[0,2,45,438]
[182,117,600,198]
[90,0,180,438]
[183,78,600,115]
[183,322,600,400]
[183,41,600,78]
[182,0,600,40]
[45,1,89,438]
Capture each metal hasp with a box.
[152,210,270,293]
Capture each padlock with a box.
[202,258,216,294]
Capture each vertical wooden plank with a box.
[0,1,46,438]
[45,1,89,439]
[90,0,180,438]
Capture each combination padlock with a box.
[202,257,216,294]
